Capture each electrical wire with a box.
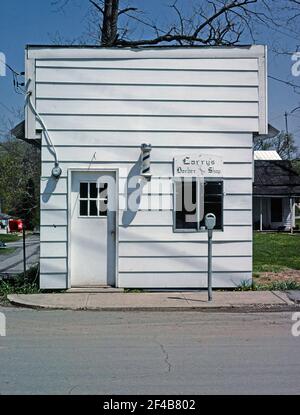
[0,59,60,169]
[26,78,58,166]
[0,57,26,95]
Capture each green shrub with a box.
[236,279,300,291]
[0,265,40,301]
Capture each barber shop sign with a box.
[174,154,223,177]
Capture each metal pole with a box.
[285,111,289,135]
[22,222,26,278]
[207,229,213,301]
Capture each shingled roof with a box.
[253,160,300,196]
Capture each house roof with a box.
[10,120,40,148]
[254,160,300,196]
[26,44,256,49]
[0,213,11,220]
[253,124,280,140]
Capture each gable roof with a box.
[10,120,40,148]
[254,160,300,196]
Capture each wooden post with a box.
[259,197,263,231]
[290,197,294,234]
[22,222,26,278]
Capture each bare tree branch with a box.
[89,0,104,14]
[269,75,300,94]
[118,7,138,16]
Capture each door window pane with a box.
[80,200,88,216]
[99,183,108,199]
[79,181,109,217]
[80,183,88,198]
[89,200,98,216]
[89,182,97,198]
[99,199,107,216]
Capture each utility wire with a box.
[0,57,25,95]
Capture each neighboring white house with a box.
[253,159,300,231]
[25,45,268,289]
[254,151,281,161]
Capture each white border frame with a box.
[67,167,119,288]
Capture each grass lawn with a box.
[253,232,300,273]
[0,234,21,243]
[0,247,16,255]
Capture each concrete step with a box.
[66,286,124,293]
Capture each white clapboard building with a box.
[25,45,268,289]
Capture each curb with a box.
[7,295,300,313]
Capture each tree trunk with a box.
[101,0,119,46]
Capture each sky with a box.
[0,0,300,144]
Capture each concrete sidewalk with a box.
[7,290,300,312]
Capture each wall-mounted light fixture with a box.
[140,143,152,181]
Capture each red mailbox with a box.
[8,219,23,233]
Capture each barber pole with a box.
[141,143,152,181]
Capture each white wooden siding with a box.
[36,58,258,70]
[41,162,254,180]
[118,272,252,289]
[118,210,252,226]
[41,177,67,194]
[40,177,252,195]
[40,194,67,210]
[40,226,67,242]
[119,241,252,257]
[41,210,67,226]
[39,274,67,289]
[40,258,67,273]
[40,115,258,132]
[40,208,252,228]
[36,67,258,86]
[40,242,67,257]
[40,193,252,212]
[119,256,252,273]
[37,100,258,117]
[119,226,252,242]
[37,83,259,102]
[26,46,266,289]
[42,146,253,163]
[42,131,253,147]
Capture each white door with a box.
[70,171,116,287]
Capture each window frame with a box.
[173,177,224,233]
[78,181,108,218]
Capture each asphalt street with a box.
[0,308,299,395]
[0,235,39,275]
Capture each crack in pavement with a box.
[271,291,290,305]
[68,385,81,395]
[155,340,172,373]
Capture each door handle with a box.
[110,230,116,237]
